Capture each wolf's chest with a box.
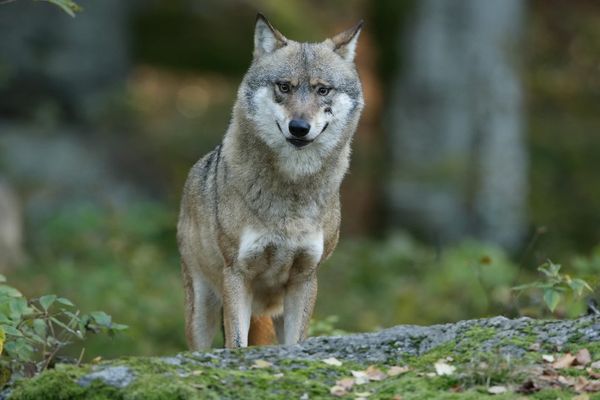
[236,226,324,285]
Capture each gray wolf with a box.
[177,13,364,349]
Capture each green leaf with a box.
[0,285,22,298]
[57,297,75,307]
[1,324,23,337]
[9,298,34,320]
[568,278,593,296]
[32,319,47,337]
[39,295,57,312]
[543,289,561,313]
[90,311,112,327]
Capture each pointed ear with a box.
[329,20,363,62]
[254,13,287,58]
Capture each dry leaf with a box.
[575,349,592,366]
[574,376,590,393]
[336,378,355,391]
[365,366,387,381]
[251,359,272,369]
[387,366,410,377]
[487,385,507,394]
[323,357,343,367]
[434,360,456,376]
[591,361,600,370]
[587,368,600,379]
[351,370,370,385]
[191,370,204,376]
[330,385,347,397]
[354,391,371,398]
[529,343,541,351]
[557,375,575,386]
[552,353,576,369]
[542,354,555,363]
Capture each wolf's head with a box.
[235,14,364,179]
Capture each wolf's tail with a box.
[248,316,276,345]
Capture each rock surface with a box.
[4,315,600,399]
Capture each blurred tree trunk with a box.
[0,0,131,122]
[385,0,527,250]
[0,179,23,271]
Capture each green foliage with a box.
[11,202,185,359]
[0,274,126,383]
[308,315,347,338]
[513,261,593,314]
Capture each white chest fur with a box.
[237,226,324,278]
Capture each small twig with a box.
[76,347,85,367]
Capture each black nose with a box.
[288,119,311,138]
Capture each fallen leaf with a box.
[575,349,592,366]
[552,353,576,369]
[323,357,343,367]
[583,380,600,392]
[557,375,575,386]
[91,356,103,364]
[336,378,355,391]
[387,366,410,377]
[587,368,600,379]
[487,385,507,394]
[434,360,456,376]
[330,385,347,397]
[574,376,589,393]
[529,343,541,351]
[251,359,272,369]
[351,370,370,385]
[354,391,371,398]
[365,366,387,381]
[542,354,555,363]
[191,370,203,376]
[591,361,600,370]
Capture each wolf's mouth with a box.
[286,138,313,148]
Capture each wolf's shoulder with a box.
[184,144,223,193]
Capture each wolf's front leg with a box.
[222,267,252,348]
[283,273,318,345]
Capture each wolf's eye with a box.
[278,82,291,93]
[317,87,331,96]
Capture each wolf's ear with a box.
[254,13,287,58]
[328,20,363,62]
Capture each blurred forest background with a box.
[0,0,599,358]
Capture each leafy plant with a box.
[0,274,126,383]
[512,260,593,313]
[308,315,347,337]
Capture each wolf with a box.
[177,13,364,349]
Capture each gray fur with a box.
[178,14,364,349]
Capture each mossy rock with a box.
[3,316,600,399]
